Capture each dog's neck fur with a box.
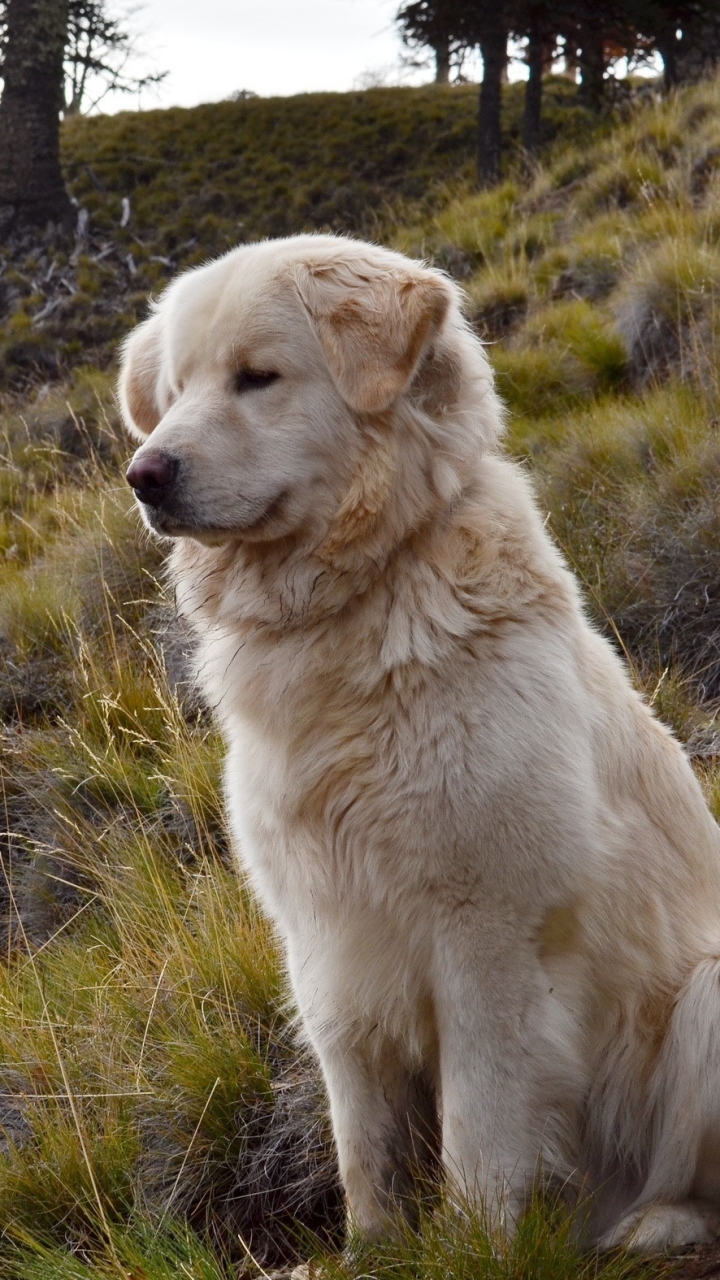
[169,398,479,632]
[169,412,570,680]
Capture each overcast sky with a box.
[103,0,423,113]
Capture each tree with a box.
[396,0,469,84]
[476,8,508,186]
[631,0,720,89]
[679,2,720,81]
[521,5,546,154]
[547,0,650,112]
[0,0,165,237]
[435,32,451,82]
[510,1,557,155]
[549,0,616,111]
[576,10,606,108]
[396,1,509,186]
[395,0,720,188]
[64,0,167,116]
[0,0,73,234]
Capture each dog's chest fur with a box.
[171,506,595,948]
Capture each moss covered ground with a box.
[1,75,720,1277]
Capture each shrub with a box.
[467,263,529,340]
[422,182,519,268]
[574,152,669,216]
[614,239,720,388]
[522,383,720,698]
[521,299,627,392]
[490,346,594,417]
[543,226,626,302]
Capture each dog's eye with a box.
[234,369,279,394]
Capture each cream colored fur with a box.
[120,233,720,1254]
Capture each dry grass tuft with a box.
[614,240,720,389]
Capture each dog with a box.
[120,233,720,1255]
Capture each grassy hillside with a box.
[0,80,595,398]
[61,79,597,247]
[1,75,720,1277]
[395,77,720,712]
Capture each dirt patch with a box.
[668,1243,720,1278]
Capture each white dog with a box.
[120,233,720,1255]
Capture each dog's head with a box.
[119,235,501,552]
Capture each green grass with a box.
[3,69,720,1278]
[0,78,600,393]
[309,1193,664,1280]
[60,77,597,255]
[0,419,341,1273]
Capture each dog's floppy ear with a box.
[118,311,167,440]
[293,256,452,413]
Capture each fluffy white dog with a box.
[120,233,720,1255]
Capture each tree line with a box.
[1,0,720,238]
[396,0,720,184]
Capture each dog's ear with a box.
[293,256,452,413]
[118,311,167,440]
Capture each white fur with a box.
[120,233,720,1253]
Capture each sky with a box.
[79,0,653,117]
[101,0,425,113]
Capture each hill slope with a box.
[61,79,595,247]
[0,80,594,396]
[395,76,720,709]
[1,76,720,1278]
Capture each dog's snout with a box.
[126,451,178,507]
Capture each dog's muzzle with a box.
[126,450,179,508]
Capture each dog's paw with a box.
[600,1200,720,1253]
[266,1265,321,1280]
[288,1261,344,1279]
[286,1247,377,1278]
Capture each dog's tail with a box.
[636,956,720,1206]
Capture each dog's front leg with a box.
[433,916,546,1235]
[310,1029,439,1241]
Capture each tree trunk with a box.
[434,38,450,84]
[478,24,507,188]
[577,19,605,111]
[562,35,579,83]
[676,11,720,84]
[0,0,74,236]
[522,9,543,155]
[657,32,678,91]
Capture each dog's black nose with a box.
[126,452,178,506]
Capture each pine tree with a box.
[396,1,510,186]
[0,0,74,235]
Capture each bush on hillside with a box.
[614,240,720,389]
[468,266,529,339]
[523,385,720,700]
[544,228,626,301]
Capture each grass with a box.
[309,1193,664,1280]
[0,412,342,1273]
[60,77,598,254]
[510,381,720,701]
[3,69,720,1277]
[0,78,600,395]
[393,73,720,703]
